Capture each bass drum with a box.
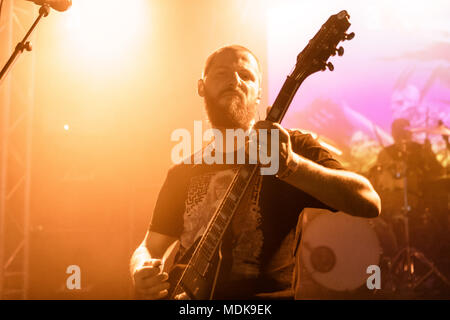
[300,209,397,292]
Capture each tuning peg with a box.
[24,42,32,52]
[336,46,344,56]
[344,32,355,40]
[326,62,334,71]
[17,41,32,53]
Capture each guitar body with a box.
[165,238,223,300]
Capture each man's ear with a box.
[198,79,205,97]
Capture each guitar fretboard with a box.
[181,163,259,282]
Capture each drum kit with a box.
[299,124,450,299]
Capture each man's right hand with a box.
[133,259,170,299]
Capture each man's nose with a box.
[226,72,241,87]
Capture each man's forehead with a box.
[209,49,259,71]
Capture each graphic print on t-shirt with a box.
[180,168,264,280]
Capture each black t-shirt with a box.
[149,130,343,299]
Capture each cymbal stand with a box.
[390,158,450,293]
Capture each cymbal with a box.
[407,125,450,136]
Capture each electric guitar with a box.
[164,10,355,300]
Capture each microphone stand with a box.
[0,4,50,86]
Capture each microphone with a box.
[25,0,72,12]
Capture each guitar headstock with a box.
[293,10,354,79]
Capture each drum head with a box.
[301,211,381,291]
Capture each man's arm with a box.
[130,231,177,299]
[282,152,381,218]
[255,120,381,218]
[130,231,177,271]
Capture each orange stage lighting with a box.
[64,0,148,66]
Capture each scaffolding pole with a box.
[0,0,35,300]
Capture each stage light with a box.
[64,0,147,66]
[64,124,69,131]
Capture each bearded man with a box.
[130,45,381,299]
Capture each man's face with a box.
[392,120,412,143]
[201,49,261,130]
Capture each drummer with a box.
[373,119,444,251]
[370,118,443,221]
[376,118,444,182]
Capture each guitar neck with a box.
[266,75,307,123]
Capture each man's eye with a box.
[240,72,253,81]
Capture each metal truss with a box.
[0,0,35,299]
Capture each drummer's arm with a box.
[281,152,381,218]
[444,135,450,150]
[423,140,444,177]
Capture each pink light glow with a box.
[267,0,450,169]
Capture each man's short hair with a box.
[202,45,262,82]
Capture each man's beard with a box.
[204,90,258,130]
